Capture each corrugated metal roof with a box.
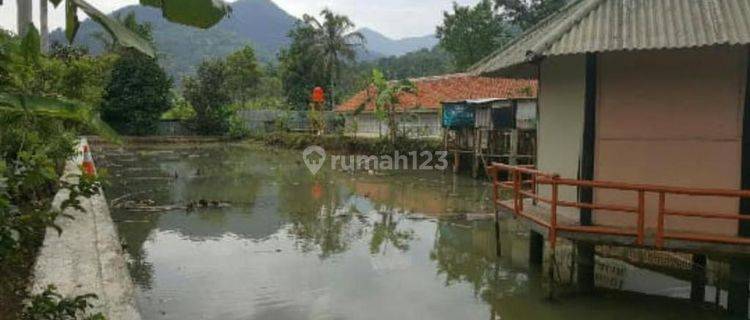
[471,0,750,76]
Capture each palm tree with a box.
[303,9,365,110]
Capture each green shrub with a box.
[22,285,105,320]
[101,51,172,135]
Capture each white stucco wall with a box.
[345,112,442,139]
[537,55,587,203]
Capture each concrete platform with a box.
[31,139,140,320]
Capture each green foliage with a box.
[21,285,104,320]
[0,29,115,137]
[161,95,195,120]
[436,0,516,70]
[228,113,250,140]
[92,12,154,54]
[140,0,232,29]
[182,58,232,135]
[279,22,328,110]
[259,132,442,156]
[494,0,567,30]
[0,29,110,318]
[65,0,156,57]
[279,10,365,110]
[302,10,365,109]
[101,51,172,135]
[225,46,262,106]
[367,69,416,142]
[356,47,455,81]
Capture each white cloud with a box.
[0,0,480,39]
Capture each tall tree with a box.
[303,9,365,109]
[278,22,327,110]
[101,51,172,135]
[436,0,515,70]
[182,59,232,135]
[225,46,262,107]
[494,0,567,30]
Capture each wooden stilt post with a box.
[529,231,544,266]
[728,258,750,317]
[453,151,460,173]
[576,242,595,293]
[729,47,750,316]
[576,53,598,294]
[472,130,480,178]
[690,254,707,303]
[509,129,519,166]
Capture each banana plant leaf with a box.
[0,93,120,143]
[67,0,155,57]
[140,0,232,29]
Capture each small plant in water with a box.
[22,285,105,320]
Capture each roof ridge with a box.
[526,0,607,61]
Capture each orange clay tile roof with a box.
[336,73,537,112]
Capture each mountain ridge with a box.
[49,0,439,79]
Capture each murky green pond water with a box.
[94,142,724,320]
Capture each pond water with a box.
[94,142,725,320]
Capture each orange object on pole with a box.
[311,86,325,104]
[82,145,96,176]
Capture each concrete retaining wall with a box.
[31,139,140,320]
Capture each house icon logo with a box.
[302,145,326,175]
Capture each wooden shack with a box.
[442,98,538,177]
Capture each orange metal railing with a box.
[488,163,750,249]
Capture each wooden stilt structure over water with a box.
[471,0,750,314]
[442,98,537,178]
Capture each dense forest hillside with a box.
[49,0,442,80]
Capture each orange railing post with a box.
[657,192,666,248]
[517,170,525,213]
[550,178,559,249]
[488,162,750,250]
[637,190,645,245]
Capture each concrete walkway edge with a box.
[31,138,141,320]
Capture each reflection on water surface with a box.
[95,143,723,320]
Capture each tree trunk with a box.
[17,0,33,36]
[40,0,49,53]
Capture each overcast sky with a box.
[0,0,480,39]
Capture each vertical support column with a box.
[453,151,460,173]
[575,53,598,293]
[40,0,49,54]
[472,130,480,178]
[17,0,33,37]
[529,231,544,266]
[729,47,750,317]
[509,129,519,165]
[576,242,595,292]
[690,254,707,303]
